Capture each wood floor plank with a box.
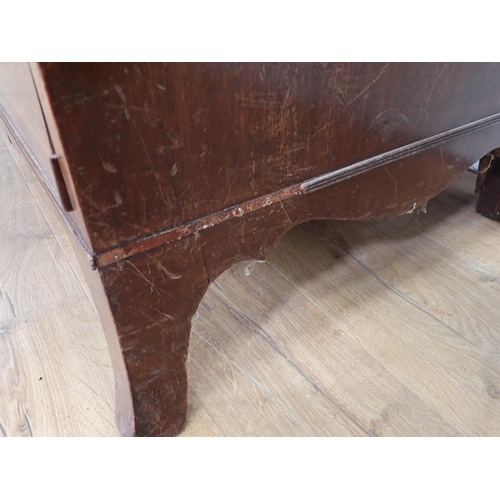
[185,328,333,437]
[308,211,500,353]
[203,262,459,436]
[0,301,119,437]
[266,225,500,436]
[188,287,368,436]
[378,172,500,273]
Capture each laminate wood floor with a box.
[1,134,499,437]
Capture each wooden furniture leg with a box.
[83,236,209,437]
[476,149,500,221]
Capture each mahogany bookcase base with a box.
[73,143,499,437]
[1,63,500,436]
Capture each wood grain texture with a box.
[36,63,500,252]
[2,133,499,437]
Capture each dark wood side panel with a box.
[38,63,500,253]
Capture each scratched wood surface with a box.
[37,63,500,252]
[1,132,499,436]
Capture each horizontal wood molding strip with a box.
[301,111,500,192]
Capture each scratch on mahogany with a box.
[149,255,181,279]
[103,161,118,173]
[237,93,280,108]
[345,63,391,106]
[62,93,102,108]
[384,166,399,204]
[124,260,161,296]
[131,118,172,213]
[423,64,448,120]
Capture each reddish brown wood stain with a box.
[2,63,500,436]
[37,63,500,253]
